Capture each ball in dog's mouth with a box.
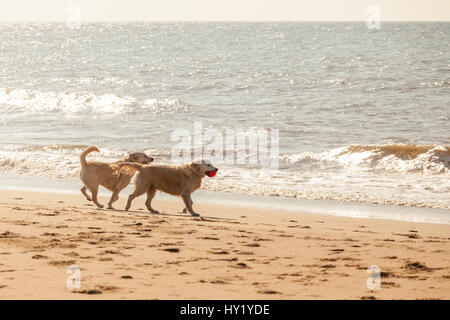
[206,171,217,177]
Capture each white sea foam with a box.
[0,143,448,210]
[282,144,450,174]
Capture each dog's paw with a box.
[150,209,160,214]
[190,212,200,217]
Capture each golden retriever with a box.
[118,160,218,216]
[79,146,153,209]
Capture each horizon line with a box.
[1,20,449,23]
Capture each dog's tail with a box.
[80,146,100,169]
[117,162,144,173]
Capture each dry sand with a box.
[0,189,449,299]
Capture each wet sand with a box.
[0,189,449,299]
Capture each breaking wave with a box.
[283,144,450,174]
[0,143,448,209]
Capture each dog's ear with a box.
[190,161,200,168]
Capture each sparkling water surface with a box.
[0,22,449,211]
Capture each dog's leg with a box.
[88,184,104,209]
[108,173,132,210]
[182,200,193,213]
[107,189,120,210]
[181,193,199,217]
[80,186,92,201]
[125,188,145,211]
[145,186,159,214]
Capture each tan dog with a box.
[79,146,154,209]
[118,160,218,216]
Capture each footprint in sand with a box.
[198,236,220,241]
[329,248,344,254]
[75,289,103,295]
[232,262,250,269]
[210,280,228,284]
[258,290,280,295]
[37,212,59,216]
[320,264,336,269]
[0,231,19,238]
[393,232,421,239]
[48,260,76,267]
[63,252,80,258]
[244,242,260,247]
[32,254,48,259]
[278,233,294,238]
[209,249,229,255]
[99,257,114,262]
[320,258,337,262]
[361,296,377,300]
[341,257,360,261]
[383,281,400,288]
[253,237,272,242]
[42,232,58,236]
[404,261,434,272]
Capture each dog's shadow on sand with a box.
[98,208,233,222]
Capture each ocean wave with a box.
[283,144,450,174]
[0,87,193,116]
[0,143,448,210]
[1,143,449,177]
[0,144,167,179]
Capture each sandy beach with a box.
[0,189,448,299]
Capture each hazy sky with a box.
[1,0,449,21]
